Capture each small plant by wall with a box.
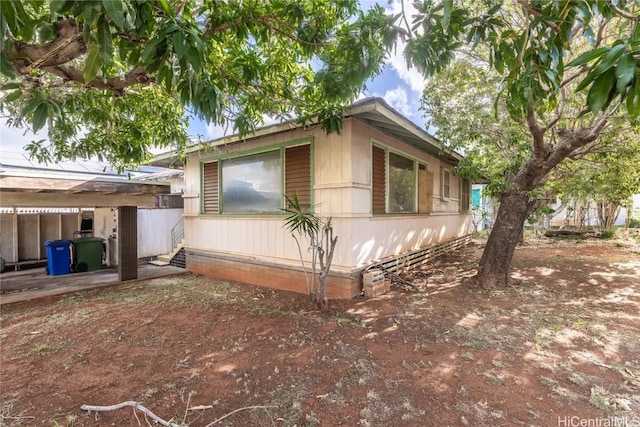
[282,194,337,311]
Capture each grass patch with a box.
[61,291,88,304]
[589,386,617,413]
[28,343,50,356]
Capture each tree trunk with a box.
[475,190,531,289]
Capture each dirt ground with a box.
[1,235,639,427]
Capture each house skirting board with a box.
[185,234,473,300]
[365,234,472,275]
[186,249,362,299]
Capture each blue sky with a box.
[0,1,426,154]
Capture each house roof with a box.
[150,97,462,168]
[0,152,171,208]
[0,150,164,178]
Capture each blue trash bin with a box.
[44,240,72,276]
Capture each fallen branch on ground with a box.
[81,401,277,427]
[81,401,182,427]
[203,405,276,426]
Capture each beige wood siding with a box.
[418,164,433,214]
[202,161,218,214]
[285,144,311,209]
[351,214,472,267]
[372,145,386,214]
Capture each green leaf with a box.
[172,31,187,59]
[627,71,640,119]
[1,82,20,90]
[587,68,616,113]
[96,16,113,65]
[32,102,48,133]
[615,54,637,93]
[50,0,67,14]
[592,44,626,76]
[141,38,161,63]
[157,0,174,16]
[0,53,16,78]
[102,0,126,29]
[566,47,609,68]
[575,69,598,92]
[442,0,453,30]
[185,45,202,71]
[83,42,102,83]
[3,89,23,103]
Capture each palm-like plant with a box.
[283,193,337,311]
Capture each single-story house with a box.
[152,97,473,298]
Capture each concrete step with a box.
[156,254,172,263]
[156,242,185,264]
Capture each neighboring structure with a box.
[547,194,640,228]
[471,184,495,231]
[152,98,473,298]
[0,151,179,277]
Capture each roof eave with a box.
[149,98,464,167]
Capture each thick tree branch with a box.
[42,66,153,94]
[608,2,640,21]
[525,107,546,159]
[11,19,86,75]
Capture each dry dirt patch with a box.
[1,238,639,426]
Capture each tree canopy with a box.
[0,0,397,168]
[403,0,640,288]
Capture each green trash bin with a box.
[73,237,104,272]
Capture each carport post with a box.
[117,206,137,281]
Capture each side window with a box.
[460,179,470,212]
[442,168,451,199]
[418,164,433,214]
[372,145,386,214]
[285,144,312,210]
[202,161,219,214]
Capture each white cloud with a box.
[205,122,229,140]
[382,87,412,117]
[385,0,426,94]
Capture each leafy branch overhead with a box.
[0,0,398,168]
[406,0,640,121]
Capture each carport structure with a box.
[0,170,170,281]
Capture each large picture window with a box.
[222,150,282,213]
[202,143,311,214]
